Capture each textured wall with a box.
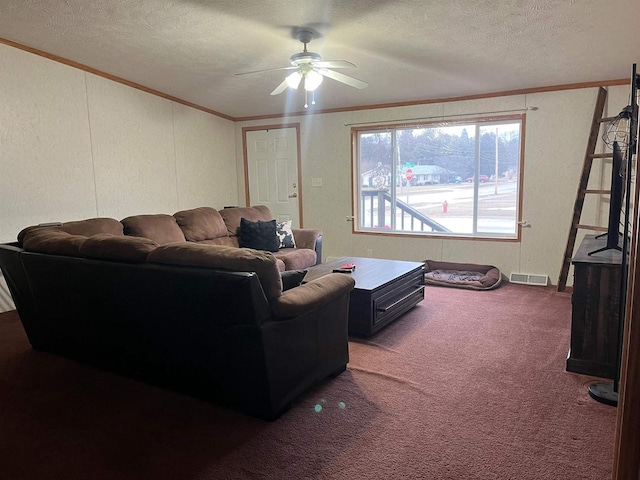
[0,37,630,314]
[0,43,97,239]
[236,85,630,286]
[0,44,237,312]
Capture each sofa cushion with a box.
[22,229,86,256]
[60,218,124,237]
[197,237,238,248]
[147,243,283,300]
[273,248,317,270]
[79,234,157,262]
[18,218,123,246]
[281,269,307,291]
[174,207,228,242]
[121,214,186,245]
[219,205,272,236]
[239,218,279,252]
[17,225,60,246]
[276,220,296,248]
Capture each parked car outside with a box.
[466,175,489,183]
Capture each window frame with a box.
[351,114,526,241]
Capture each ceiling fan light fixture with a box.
[237,27,367,107]
[285,71,302,89]
[304,70,323,91]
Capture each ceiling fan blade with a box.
[271,71,302,95]
[317,68,368,89]
[270,78,291,95]
[312,60,356,69]
[235,66,297,76]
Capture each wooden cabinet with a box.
[566,235,622,379]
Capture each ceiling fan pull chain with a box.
[304,89,309,109]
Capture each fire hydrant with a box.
[443,200,448,213]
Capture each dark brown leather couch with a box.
[0,211,352,420]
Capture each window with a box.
[353,116,523,239]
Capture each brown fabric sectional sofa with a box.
[0,205,353,419]
[18,205,322,271]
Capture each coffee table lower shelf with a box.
[305,257,425,336]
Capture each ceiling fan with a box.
[235,29,368,108]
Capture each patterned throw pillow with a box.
[276,220,296,249]
[239,218,279,252]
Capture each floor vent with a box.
[509,272,549,286]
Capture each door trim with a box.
[242,123,304,227]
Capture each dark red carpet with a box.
[0,283,615,479]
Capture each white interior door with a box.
[245,127,301,226]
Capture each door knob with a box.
[288,193,298,198]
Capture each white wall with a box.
[236,85,630,286]
[0,44,238,312]
[0,40,631,314]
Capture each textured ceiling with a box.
[0,0,638,119]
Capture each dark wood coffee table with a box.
[304,257,425,336]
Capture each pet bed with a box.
[423,260,502,290]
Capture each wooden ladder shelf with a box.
[557,87,611,292]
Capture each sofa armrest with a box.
[291,228,321,250]
[292,228,322,264]
[270,274,355,318]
